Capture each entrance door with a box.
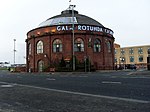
[38,60,44,72]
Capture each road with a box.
[0,70,150,112]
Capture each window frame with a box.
[129,48,134,55]
[138,48,143,54]
[37,40,44,54]
[94,38,101,52]
[106,41,111,53]
[138,55,143,62]
[121,49,125,55]
[53,39,62,53]
[130,56,134,62]
[74,38,84,52]
[28,43,31,55]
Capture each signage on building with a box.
[56,25,113,35]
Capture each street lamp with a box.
[122,57,125,69]
[13,39,16,65]
[120,57,125,69]
[70,4,76,71]
[119,57,122,69]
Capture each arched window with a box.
[38,60,44,72]
[28,43,31,55]
[37,41,43,54]
[53,39,62,52]
[107,41,111,53]
[94,39,101,52]
[74,38,84,52]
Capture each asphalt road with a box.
[0,70,150,112]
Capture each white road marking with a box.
[102,81,122,84]
[0,84,14,88]
[0,81,149,104]
[79,76,88,78]
[46,78,56,81]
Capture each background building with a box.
[115,43,150,69]
[26,6,115,72]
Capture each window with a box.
[28,43,31,55]
[121,49,125,55]
[106,41,111,53]
[114,58,117,63]
[139,56,143,62]
[129,48,134,55]
[37,41,43,54]
[120,57,125,63]
[94,39,101,52]
[130,56,134,62]
[74,38,84,52]
[138,48,143,54]
[53,39,62,52]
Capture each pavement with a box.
[44,69,150,76]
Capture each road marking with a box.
[102,81,122,84]
[46,78,56,81]
[0,84,14,88]
[79,76,88,78]
[0,81,149,104]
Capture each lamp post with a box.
[13,39,16,65]
[70,4,76,71]
[88,56,91,72]
[122,58,125,69]
[84,56,87,72]
[119,57,123,70]
[120,57,125,69]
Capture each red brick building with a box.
[26,7,115,72]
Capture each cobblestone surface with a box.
[0,84,150,112]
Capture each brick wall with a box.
[26,25,115,72]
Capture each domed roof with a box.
[38,9,104,28]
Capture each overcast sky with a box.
[0,0,150,64]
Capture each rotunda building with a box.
[26,6,115,72]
